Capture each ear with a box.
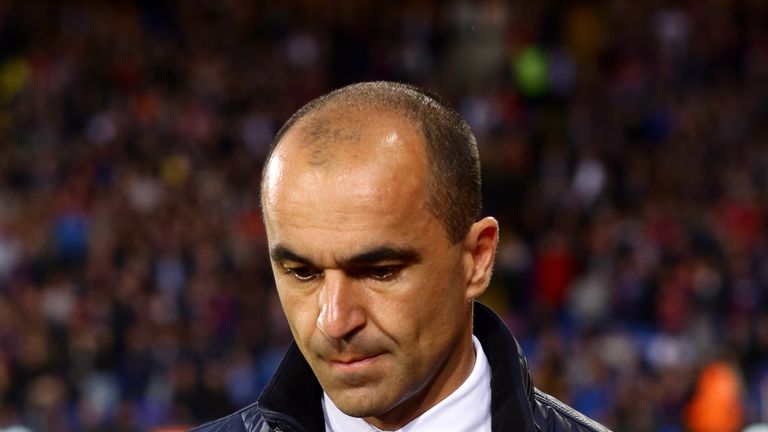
[461,217,499,300]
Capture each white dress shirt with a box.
[322,335,492,431]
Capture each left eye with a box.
[362,266,400,281]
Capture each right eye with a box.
[284,266,322,282]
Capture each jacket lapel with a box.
[473,303,537,432]
[256,343,325,432]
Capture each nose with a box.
[317,271,366,340]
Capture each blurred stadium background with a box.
[1,0,768,431]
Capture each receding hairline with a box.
[261,81,482,243]
[262,102,432,206]
[262,85,436,192]
[289,102,427,156]
[268,82,442,156]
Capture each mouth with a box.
[328,353,383,371]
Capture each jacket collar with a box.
[256,342,325,432]
[472,302,537,432]
[256,302,536,432]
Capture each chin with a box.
[330,391,390,418]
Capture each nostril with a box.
[316,298,366,340]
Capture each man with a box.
[192,82,609,431]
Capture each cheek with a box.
[276,287,319,344]
[380,265,467,342]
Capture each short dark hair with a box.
[262,81,481,243]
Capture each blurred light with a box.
[161,155,191,187]
[0,57,29,102]
[0,427,33,432]
[685,362,744,432]
[512,45,548,97]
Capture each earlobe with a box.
[464,217,499,300]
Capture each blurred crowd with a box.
[1,0,768,431]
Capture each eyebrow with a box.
[270,244,421,268]
[270,245,314,266]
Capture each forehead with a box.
[262,108,439,247]
[266,108,427,199]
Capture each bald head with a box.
[262,82,481,243]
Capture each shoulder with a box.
[532,388,612,432]
[188,402,268,432]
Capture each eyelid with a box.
[281,264,322,282]
[353,264,403,281]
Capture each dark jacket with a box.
[191,303,611,431]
